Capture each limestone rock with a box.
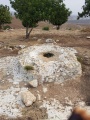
[18,45,26,49]
[19,44,82,83]
[45,39,54,43]
[29,79,38,87]
[21,91,36,106]
[56,39,59,42]
[87,36,90,39]
[37,39,42,42]
[32,37,37,40]
[43,87,48,93]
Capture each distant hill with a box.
[69,15,90,20]
[69,15,77,20]
[68,15,90,25]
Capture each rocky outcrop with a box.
[1,44,82,84]
[19,44,82,83]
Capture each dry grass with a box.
[81,27,90,32]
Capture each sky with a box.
[0,0,85,15]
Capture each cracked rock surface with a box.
[19,44,82,83]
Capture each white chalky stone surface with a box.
[40,99,72,120]
[0,86,27,118]
[0,44,82,118]
[0,56,34,82]
[19,44,82,83]
[40,99,90,120]
[0,57,31,117]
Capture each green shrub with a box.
[24,65,34,71]
[42,26,49,31]
[68,28,72,30]
[3,25,11,30]
[77,56,83,64]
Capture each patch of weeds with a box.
[67,27,72,30]
[24,65,34,71]
[77,55,83,64]
[42,26,49,31]
[68,28,72,30]
[3,25,11,30]
[81,28,90,32]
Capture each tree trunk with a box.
[56,25,60,30]
[26,27,33,39]
[26,33,29,39]
[0,24,2,30]
[26,26,29,39]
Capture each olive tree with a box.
[0,4,11,30]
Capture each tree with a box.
[10,0,71,38]
[10,0,48,39]
[78,0,90,19]
[47,0,71,30]
[0,4,11,30]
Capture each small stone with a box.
[33,37,37,40]
[61,83,64,86]
[29,79,38,87]
[7,47,13,51]
[44,97,47,99]
[9,29,14,31]
[21,90,36,107]
[84,55,89,59]
[19,45,26,49]
[56,39,59,42]
[87,36,90,39]
[53,26,56,29]
[45,39,54,43]
[37,94,41,100]
[43,87,48,93]
[37,39,42,42]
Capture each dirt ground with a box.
[0,20,90,120]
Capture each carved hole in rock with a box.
[43,52,54,58]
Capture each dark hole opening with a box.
[43,52,54,58]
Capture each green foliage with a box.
[24,65,34,71]
[10,0,71,38]
[78,0,90,19]
[0,4,11,29]
[42,26,49,31]
[10,0,47,38]
[77,56,83,64]
[47,0,72,30]
[3,25,11,30]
